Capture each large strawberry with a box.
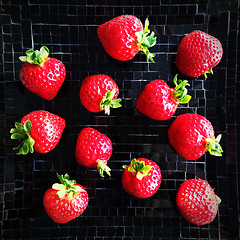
[80,74,122,115]
[75,127,112,177]
[135,74,191,120]
[19,46,66,100]
[176,30,223,77]
[122,158,161,198]
[168,113,223,160]
[176,179,221,225]
[10,110,65,154]
[97,15,156,62]
[43,173,88,224]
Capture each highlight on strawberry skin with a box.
[97,15,157,63]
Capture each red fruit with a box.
[176,30,223,77]
[176,179,220,225]
[10,110,66,154]
[136,75,191,120]
[97,15,156,62]
[19,46,66,100]
[43,173,88,224]
[168,113,223,160]
[80,74,122,115]
[122,158,161,198]
[75,127,112,177]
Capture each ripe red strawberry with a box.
[80,74,122,115]
[176,179,221,225]
[10,110,66,154]
[168,113,223,160]
[43,173,88,224]
[75,127,112,177]
[19,46,66,100]
[176,30,223,77]
[135,75,191,120]
[97,15,156,62]
[122,158,161,198]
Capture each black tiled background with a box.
[0,0,239,239]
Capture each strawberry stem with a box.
[100,88,122,115]
[203,68,213,78]
[19,46,49,66]
[52,173,84,199]
[122,158,151,180]
[172,74,192,104]
[135,18,157,63]
[10,120,35,155]
[205,134,223,157]
[97,161,111,177]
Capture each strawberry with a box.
[97,15,156,62]
[176,30,223,77]
[19,46,66,100]
[122,158,161,198]
[168,113,223,160]
[75,127,112,177]
[176,179,221,225]
[80,74,122,115]
[10,110,65,154]
[43,173,88,224]
[135,74,191,120]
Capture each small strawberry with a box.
[122,158,161,198]
[176,30,223,77]
[43,173,88,224]
[176,178,221,225]
[19,46,66,100]
[10,110,65,154]
[80,74,122,115]
[168,113,223,160]
[135,74,191,120]
[75,127,112,177]
[97,15,156,62]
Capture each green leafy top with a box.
[10,120,35,155]
[172,74,192,104]
[135,18,157,63]
[19,46,50,66]
[205,134,223,157]
[100,88,122,115]
[122,158,151,180]
[97,161,111,178]
[52,173,84,199]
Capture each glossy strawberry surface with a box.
[176,179,219,225]
[135,80,178,120]
[168,114,215,160]
[19,57,66,100]
[97,15,144,61]
[122,158,161,198]
[75,127,112,168]
[21,110,66,154]
[43,183,88,224]
[176,30,223,77]
[80,75,119,113]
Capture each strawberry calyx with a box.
[216,194,221,205]
[122,158,151,180]
[135,18,157,63]
[205,134,223,157]
[52,173,84,199]
[19,46,50,66]
[97,161,111,178]
[10,120,35,155]
[203,68,213,78]
[100,88,122,115]
[172,74,192,104]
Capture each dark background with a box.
[0,0,239,239]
